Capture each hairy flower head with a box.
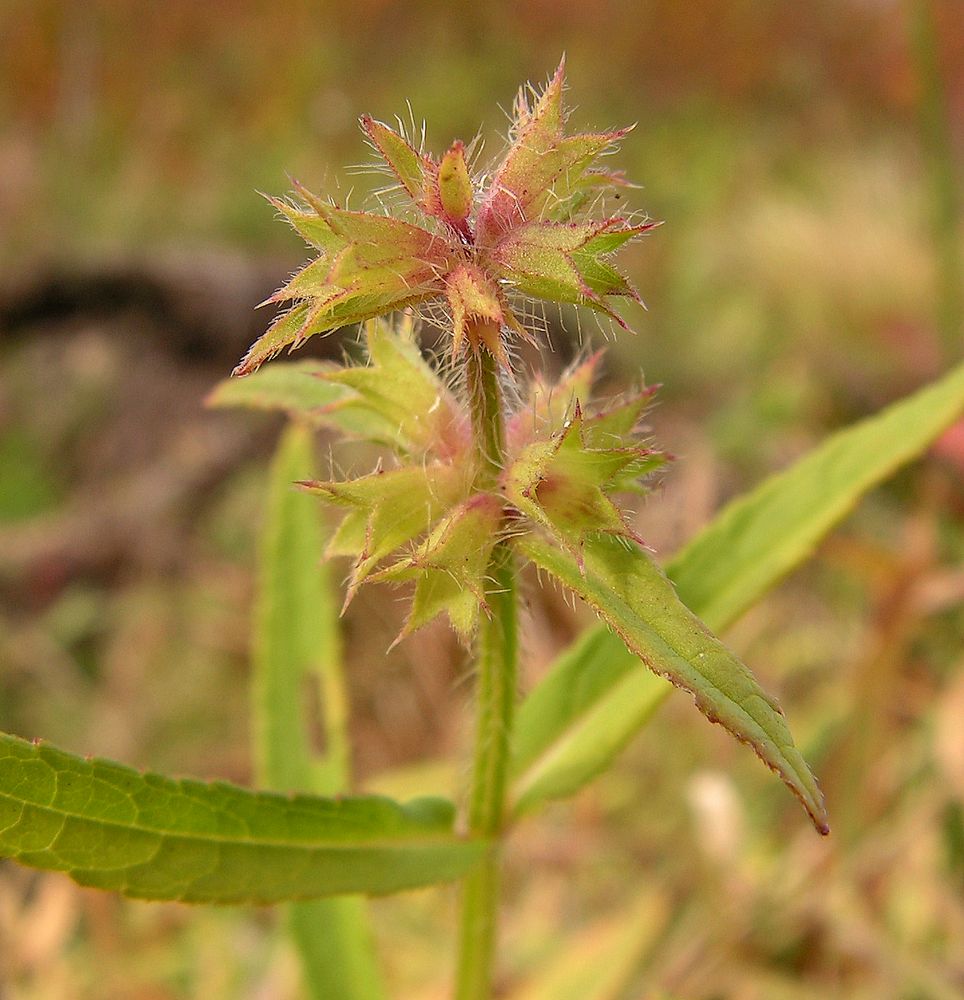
[234,58,657,377]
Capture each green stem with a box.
[455,346,519,1000]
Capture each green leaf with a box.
[512,361,964,817]
[265,193,345,253]
[518,533,829,833]
[303,461,472,597]
[672,361,964,630]
[372,493,503,641]
[0,731,485,903]
[206,361,347,421]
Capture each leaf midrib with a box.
[0,788,461,851]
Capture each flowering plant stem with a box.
[456,345,519,999]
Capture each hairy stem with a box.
[455,344,519,1000]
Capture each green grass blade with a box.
[519,534,829,833]
[289,898,386,1000]
[512,361,964,816]
[257,423,383,999]
[0,731,484,903]
[254,422,348,794]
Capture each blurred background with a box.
[1,1,963,997]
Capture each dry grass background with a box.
[1,2,963,997]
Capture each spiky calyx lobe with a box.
[234,59,656,376]
[506,403,666,567]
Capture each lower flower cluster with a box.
[299,316,667,643]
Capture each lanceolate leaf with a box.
[672,360,964,630]
[257,425,384,1000]
[512,361,964,817]
[0,732,484,903]
[518,533,830,833]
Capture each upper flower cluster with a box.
[234,58,656,377]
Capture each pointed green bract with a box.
[506,411,658,561]
[517,532,829,834]
[234,201,450,377]
[543,169,634,225]
[493,221,645,318]
[234,302,319,376]
[374,494,503,641]
[314,203,440,253]
[476,59,628,247]
[581,391,653,447]
[266,194,345,253]
[322,318,466,455]
[303,462,472,595]
[235,292,432,377]
[360,115,435,207]
[0,732,484,903]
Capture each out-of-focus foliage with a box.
[1,1,963,997]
